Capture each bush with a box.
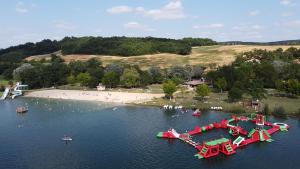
[67,75,76,86]
[162,80,177,99]
[196,84,211,100]
[102,71,120,88]
[226,106,246,114]
[297,109,300,118]
[228,87,243,102]
[120,68,141,88]
[0,84,5,92]
[262,104,270,115]
[170,77,183,86]
[76,73,91,87]
[272,106,287,118]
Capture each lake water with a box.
[0,98,299,169]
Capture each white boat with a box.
[62,135,73,141]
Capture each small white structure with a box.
[96,83,106,91]
[233,136,245,147]
[12,82,28,99]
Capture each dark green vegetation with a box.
[1,53,207,90]
[0,37,216,62]
[196,84,211,100]
[0,37,215,80]
[61,37,193,56]
[162,80,177,99]
[206,48,300,101]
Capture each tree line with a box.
[1,45,299,105]
[206,47,300,101]
[8,54,205,90]
[0,36,217,63]
[0,37,216,79]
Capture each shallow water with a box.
[0,98,299,169]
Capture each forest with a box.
[0,37,216,79]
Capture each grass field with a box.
[26,45,300,70]
[0,76,9,96]
[0,76,10,86]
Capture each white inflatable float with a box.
[210,106,223,110]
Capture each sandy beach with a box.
[24,89,163,104]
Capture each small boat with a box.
[192,109,202,117]
[62,135,73,141]
[16,106,28,113]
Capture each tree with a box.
[76,72,91,87]
[245,79,267,100]
[67,74,76,86]
[50,54,64,63]
[275,79,285,92]
[87,67,104,88]
[87,58,102,68]
[102,71,120,88]
[228,87,243,102]
[171,77,183,86]
[105,64,123,76]
[120,68,141,88]
[162,80,177,99]
[262,104,270,115]
[192,65,204,79]
[272,106,287,119]
[168,66,191,81]
[215,78,227,93]
[275,79,300,96]
[69,61,88,76]
[13,63,34,81]
[255,62,278,88]
[139,70,152,87]
[286,79,300,96]
[196,84,211,100]
[149,66,163,83]
[42,62,69,87]
[19,67,42,88]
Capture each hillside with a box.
[0,37,218,63]
[26,45,300,69]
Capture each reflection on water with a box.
[0,98,299,169]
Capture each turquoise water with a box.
[0,98,299,169]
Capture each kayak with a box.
[192,109,202,117]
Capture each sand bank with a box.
[24,89,163,104]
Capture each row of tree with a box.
[206,47,300,101]
[10,55,205,90]
[61,37,192,56]
[0,37,217,64]
[0,37,215,79]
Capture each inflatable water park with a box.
[157,113,289,159]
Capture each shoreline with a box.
[24,89,164,104]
